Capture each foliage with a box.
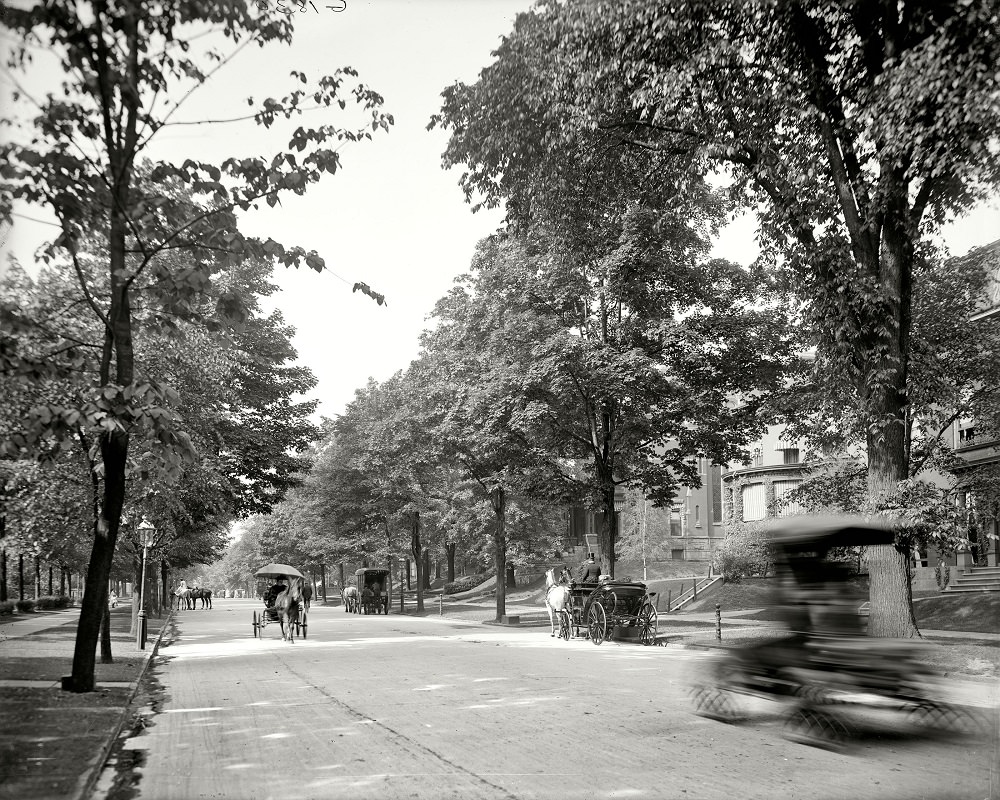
[443,573,493,596]
[934,560,951,591]
[15,599,36,613]
[431,0,1000,637]
[1,0,389,690]
[35,595,69,610]
[0,601,15,616]
[713,523,774,583]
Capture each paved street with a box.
[95,599,998,800]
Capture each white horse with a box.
[172,580,193,611]
[544,567,572,637]
[342,585,360,613]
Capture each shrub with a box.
[934,560,951,591]
[15,599,36,613]
[0,600,15,616]
[714,523,774,583]
[35,595,69,610]
[443,573,493,595]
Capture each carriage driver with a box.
[576,553,601,585]
[265,576,287,606]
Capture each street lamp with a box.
[136,518,154,650]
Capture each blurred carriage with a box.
[689,516,983,747]
[252,563,308,639]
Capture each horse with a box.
[275,575,305,643]
[544,566,572,637]
[190,587,213,609]
[342,585,359,613]
[172,581,193,611]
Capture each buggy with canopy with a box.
[252,563,308,639]
[689,515,982,747]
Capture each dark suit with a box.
[576,560,601,584]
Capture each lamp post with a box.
[136,518,154,650]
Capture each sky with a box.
[2,0,998,424]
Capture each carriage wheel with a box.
[690,684,743,722]
[300,610,308,639]
[558,609,572,641]
[588,603,607,645]
[782,707,851,750]
[908,701,982,735]
[638,602,658,646]
[252,610,259,638]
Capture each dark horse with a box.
[275,576,305,643]
[190,587,213,609]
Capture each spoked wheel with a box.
[908,701,983,735]
[690,685,741,722]
[588,603,607,645]
[252,611,259,638]
[299,610,308,639]
[558,609,572,641]
[782,706,852,750]
[638,602,658,646]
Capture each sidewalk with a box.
[0,601,169,800]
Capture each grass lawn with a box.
[913,592,1000,634]
[682,577,1000,635]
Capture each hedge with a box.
[443,573,493,595]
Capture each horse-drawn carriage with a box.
[348,568,390,614]
[252,563,308,641]
[546,568,658,645]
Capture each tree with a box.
[431,0,1000,636]
[1,1,390,690]
[423,223,793,580]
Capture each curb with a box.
[71,611,174,800]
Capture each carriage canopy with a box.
[255,563,304,578]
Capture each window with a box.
[695,504,701,527]
[741,483,766,521]
[670,506,683,537]
[671,548,685,561]
[711,466,723,522]
[751,448,763,467]
[773,480,802,517]
[959,427,976,445]
[783,448,800,465]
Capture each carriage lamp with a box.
[136,518,154,650]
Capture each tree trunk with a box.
[66,430,128,693]
[491,487,507,622]
[320,563,327,602]
[1,548,6,602]
[505,563,515,589]
[422,549,431,590]
[862,222,919,639]
[100,604,113,664]
[866,426,919,638]
[446,543,456,583]
[18,554,24,601]
[411,512,424,612]
[601,486,618,579]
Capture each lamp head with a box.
[138,517,155,545]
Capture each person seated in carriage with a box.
[265,577,287,607]
[575,553,601,585]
